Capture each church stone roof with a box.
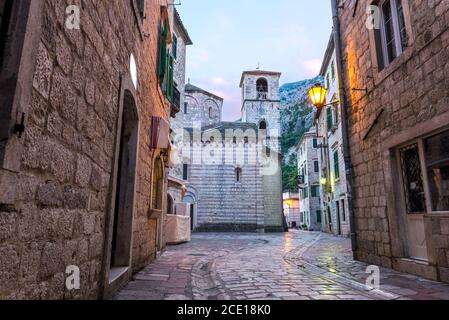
[185,83,224,101]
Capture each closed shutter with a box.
[166,53,174,101]
[172,34,178,59]
[327,107,333,131]
[158,20,168,83]
[334,151,340,180]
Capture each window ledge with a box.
[424,212,449,218]
[374,47,413,87]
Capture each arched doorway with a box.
[167,194,174,214]
[110,90,139,269]
[183,194,196,231]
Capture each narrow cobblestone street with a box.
[115,231,449,300]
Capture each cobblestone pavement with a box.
[115,231,449,300]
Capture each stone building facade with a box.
[315,32,350,237]
[179,71,284,232]
[296,129,322,231]
[0,0,179,299]
[167,9,192,214]
[336,0,449,283]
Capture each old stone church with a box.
[169,70,285,233]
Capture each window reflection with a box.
[424,130,449,211]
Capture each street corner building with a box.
[174,71,285,233]
[334,0,449,283]
[0,0,183,299]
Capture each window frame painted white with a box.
[379,0,407,67]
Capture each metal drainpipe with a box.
[331,0,358,252]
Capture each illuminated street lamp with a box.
[308,83,327,110]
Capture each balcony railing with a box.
[170,86,181,118]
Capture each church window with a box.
[235,168,242,182]
[266,147,271,158]
[183,164,189,181]
[209,107,213,118]
[233,137,237,144]
[259,121,267,130]
[244,137,249,144]
[184,102,188,114]
[256,78,268,100]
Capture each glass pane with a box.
[395,0,408,50]
[424,130,449,211]
[399,144,426,213]
[382,1,397,63]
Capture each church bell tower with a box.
[240,70,282,153]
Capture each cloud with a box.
[211,77,230,86]
[302,59,322,77]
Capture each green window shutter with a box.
[327,107,333,131]
[314,161,319,173]
[334,151,340,180]
[317,210,322,223]
[158,21,168,83]
[166,54,174,101]
[313,139,318,148]
[172,34,178,59]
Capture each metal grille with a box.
[399,144,426,214]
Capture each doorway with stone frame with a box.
[109,89,139,280]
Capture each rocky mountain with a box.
[280,76,323,191]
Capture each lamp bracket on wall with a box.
[351,88,368,94]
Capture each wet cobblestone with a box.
[115,231,449,300]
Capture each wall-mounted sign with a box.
[151,117,170,150]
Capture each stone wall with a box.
[338,0,449,281]
[0,0,172,299]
